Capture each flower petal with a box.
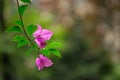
[41,29,53,40]
[40,54,53,67]
[39,42,46,49]
[35,37,46,49]
[33,25,42,37]
[35,58,44,70]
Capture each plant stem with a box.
[16,0,34,46]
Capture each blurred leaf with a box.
[19,5,28,16]
[50,49,62,58]
[47,41,63,49]
[6,26,22,32]
[12,35,26,42]
[15,20,23,27]
[20,0,31,4]
[12,35,29,48]
[25,46,36,55]
[26,25,37,36]
[17,39,29,47]
[41,48,50,57]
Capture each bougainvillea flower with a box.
[33,25,53,40]
[34,37,46,49]
[33,25,53,48]
[36,54,53,70]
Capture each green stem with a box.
[16,0,34,46]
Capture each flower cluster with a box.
[8,0,62,72]
[33,25,53,49]
[33,25,53,70]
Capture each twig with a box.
[16,0,34,46]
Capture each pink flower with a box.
[36,54,53,70]
[34,37,46,49]
[33,25,53,49]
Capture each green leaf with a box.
[15,20,23,27]
[19,5,28,16]
[47,41,63,49]
[25,46,36,55]
[12,35,26,42]
[20,0,31,4]
[17,39,29,47]
[50,49,62,58]
[6,26,22,32]
[41,48,50,57]
[26,25,37,36]
[12,35,29,47]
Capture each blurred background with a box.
[0,0,120,80]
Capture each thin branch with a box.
[16,0,34,46]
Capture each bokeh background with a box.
[0,0,120,80]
